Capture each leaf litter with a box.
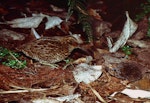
[0,0,150,103]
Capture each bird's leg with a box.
[39,61,59,69]
[62,58,74,69]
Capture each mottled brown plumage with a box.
[19,35,82,65]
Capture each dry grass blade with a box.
[0,85,48,94]
[0,88,48,94]
[88,84,107,103]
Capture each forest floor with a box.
[0,0,150,103]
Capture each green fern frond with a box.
[66,0,93,42]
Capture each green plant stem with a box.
[9,51,27,68]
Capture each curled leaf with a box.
[107,11,138,53]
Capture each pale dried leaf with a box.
[127,39,150,48]
[107,11,138,52]
[6,16,44,28]
[3,13,63,29]
[69,32,83,44]
[121,89,150,99]
[31,28,41,39]
[55,94,81,102]
[45,16,63,30]
[50,4,64,12]
[32,94,81,103]
[32,98,62,103]
[73,63,102,84]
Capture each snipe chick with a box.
[19,34,83,65]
